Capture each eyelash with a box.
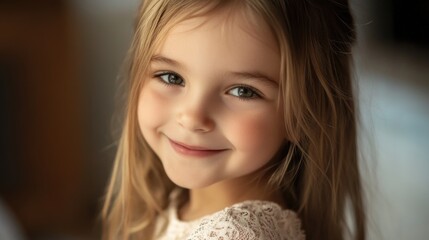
[227,85,262,101]
[153,71,262,100]
[153,71,185,86]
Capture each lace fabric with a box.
[155,200,305,240]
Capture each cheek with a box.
[227,111,284,152]
[137,84,170,130]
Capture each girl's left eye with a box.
[227,86,261,100]
[154,72,185,86]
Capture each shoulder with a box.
[187,201,305,240]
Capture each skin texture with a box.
[137,9,285,220]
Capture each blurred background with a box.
[0,0,427,239]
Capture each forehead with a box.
[153,8,280,80]
[167,7,277,50]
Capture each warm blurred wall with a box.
[0,1,90,238]
[1,0,140,239]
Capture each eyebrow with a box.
[228,71,278,87]
[150,54,278,86]
[151,54,184,69]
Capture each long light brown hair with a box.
[102,0,366,239]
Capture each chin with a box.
[166,172,218,190]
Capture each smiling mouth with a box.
[168,138,227,157]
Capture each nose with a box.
[176,95,215,133]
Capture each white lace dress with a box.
[155,200,305,240]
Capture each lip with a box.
[168,138,227,157]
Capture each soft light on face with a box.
[137,8,285,189]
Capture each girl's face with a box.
[137,9,284,189]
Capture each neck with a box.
[178,174,285,221]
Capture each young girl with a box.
[102,0,366,239]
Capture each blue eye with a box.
[155,72,184,86]
[227,86,261,100]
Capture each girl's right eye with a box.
[154,72,185,86]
